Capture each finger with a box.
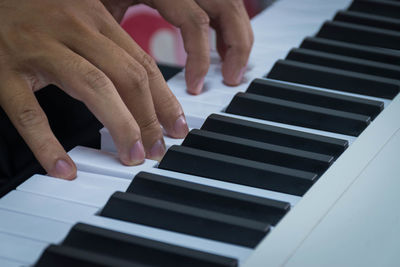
[36,42,145,165]
[141,0,210,95]
[199,0,253,86]
[96,7,189,139]
[0,72,76,180]
[59,24,169,161]
[213,23,227,61]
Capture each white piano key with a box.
[0,209,70,243]
[68,146,157,179]
[17,171,130,208]
[0,257,22,267]
[278,0,352,15]
[180,99,223,128]
[168,72,235,107]
[100,127,116,153]
[0,232,48,265]
[163,135,184,149]
[101,128,184,153]
[0,191,97,224]
[147,168,301,206]
[81,215,252,264]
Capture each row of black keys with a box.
[35,111,351,266]
[36,170,291,267]
[226,0,400,137]
[269,0,400,100]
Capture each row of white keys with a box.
[68,146,300,206]
[0,257,22,267]
[67,146,157,179]
[101,128,185,153]
[100,99,223,152]
[0,232,48,266]
[0,209,70,244]
[0,209,72,265]
[17,171,131,208]
[0,191,252,264]
[0,192,89,264]
[0,191,97,224]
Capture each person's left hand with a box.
[102,0,254,95]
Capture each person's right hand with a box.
[0,0,189,180]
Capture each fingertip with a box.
[186,77,205,95]
[121,140,146,166]
[50,159,77,180]
[147,139,166,162]
[171,115,189,138]
[223,65,246,86]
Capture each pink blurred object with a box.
[121,1,269,65]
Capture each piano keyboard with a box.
[1,0,400,266]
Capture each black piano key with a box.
[127,172,290,226]
[158,145,317,196]
[317,21,400,50]
[247,78,383,120]
[349,0,400,19]
[225,92,370,136]
[61,223,237,267]
[286,48,400,81]
[201,114,348,158]
[267,59,400,99]
[300,37,400,65]
[101,192,270,248]
[182,129,333,175]
[334,10,400,31]
[157,63,183,81]
[35,245,138,267]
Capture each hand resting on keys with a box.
[103,0,254,94]
[0,0,253,181]
[0,0,189,180]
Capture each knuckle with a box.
[16,108,46,129]
[236,39,253,56]
[127,62,148,88]
[139,53,159,78]
[118,117,142,141]
[191,9,210,27]
[35,137,54,155]
[138,114,160,135]
[230,0,244,8]
[84,68,112,93]
[224,0,245,13]
[157,95,181,117]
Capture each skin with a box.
[0,0,253,180]
[104,0,254,94]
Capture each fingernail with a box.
[189,78,204,95]
[235,66,247,85]
[149,139,166,162]
[54,159,74,178]
[130,140,145,164]
[173,115,189,138]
